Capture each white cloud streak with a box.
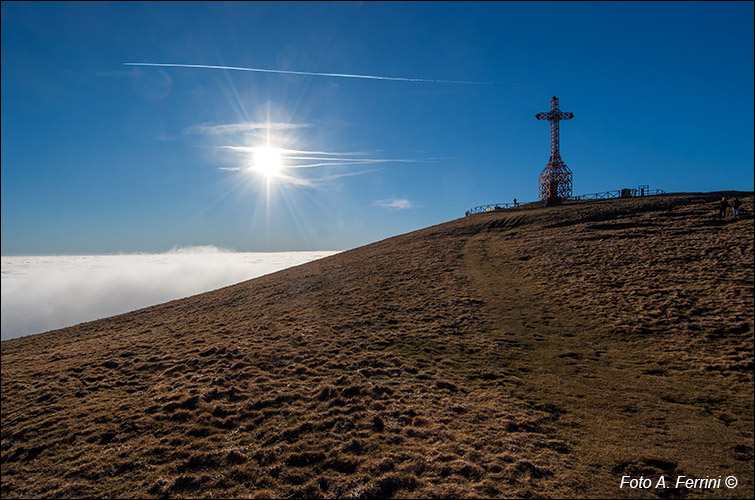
[373,198,421,210]
[186,122,311,136]
[214,144,429,187]
[1,248,338,341]
[217,146,428,169]
[124,62,495,85]
[274,168,380,187]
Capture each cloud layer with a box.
[1,248,337,341]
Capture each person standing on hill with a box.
[719,197,730,218]
[732,197,741,219]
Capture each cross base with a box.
[539,159,573,203]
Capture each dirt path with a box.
[463,210,753,498]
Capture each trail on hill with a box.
[462,196,754,498]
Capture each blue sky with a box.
[2,1,753,255]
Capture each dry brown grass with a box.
[2,191,753,498]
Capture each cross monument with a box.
[536,96,574,205]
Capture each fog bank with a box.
[1,248,338,340]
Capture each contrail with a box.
[123,62,495,85]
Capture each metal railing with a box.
[465,187,666,216]
[573,188,665,201]
[465,202,524,216]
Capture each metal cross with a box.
[536,96,574,203]
[536,96,574,164]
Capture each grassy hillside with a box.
[2,191,753,499]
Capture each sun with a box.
[253,146,283,179]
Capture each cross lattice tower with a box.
[536,96,574,204]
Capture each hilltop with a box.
[2,191,753,499]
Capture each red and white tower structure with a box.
[536,96,574,204]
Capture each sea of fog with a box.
[1,247,339,341]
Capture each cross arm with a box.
[535,111,574,121]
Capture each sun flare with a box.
[253,146,283,179]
